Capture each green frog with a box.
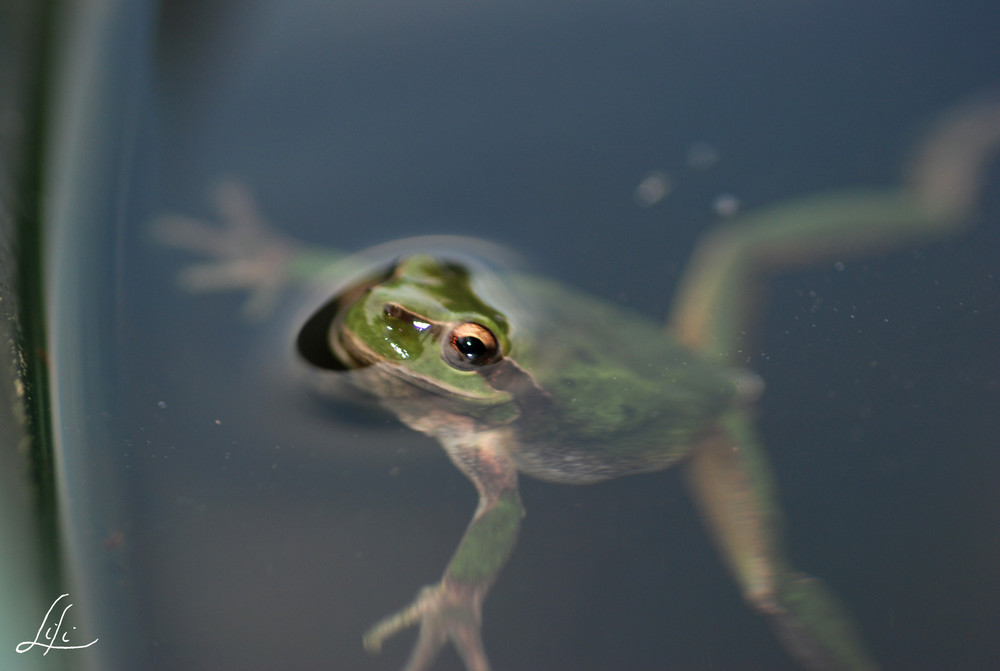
[154,95,1000,671]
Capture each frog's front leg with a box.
[151,180,304,319]
[152,180,352,319]
[364,424,523,671]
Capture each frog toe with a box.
[364,583,492,671]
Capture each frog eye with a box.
[444,322,502,370]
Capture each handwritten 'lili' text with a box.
[15,594,98,655]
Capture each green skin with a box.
[154,96,1000,671]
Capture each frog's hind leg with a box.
[668,93,1000,363]
[686,414,878,671]
[666,95,1000,671]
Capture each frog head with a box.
[298,255,520,414]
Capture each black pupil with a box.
[455,336,486,361]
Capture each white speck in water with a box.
[633,170,673,207]
[157,401,167,409]
[713,193,741,217]
[834,261,845,271]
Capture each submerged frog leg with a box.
[151,179,348,318]
[153,180,522,321]
[669,94,1000,362]
[687,414,878,671]
[364,583,491,671]
[364,425,523,671]
[151,180,300,318]
[668,96,1000,670]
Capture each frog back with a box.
[501,274,739,484]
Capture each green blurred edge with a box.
[1,0,67,660]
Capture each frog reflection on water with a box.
[155,96,1000,671]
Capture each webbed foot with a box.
[364,582,491,671]
[151,180,298,319]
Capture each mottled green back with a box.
[502,274,738,482]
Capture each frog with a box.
[153,94,1000,671]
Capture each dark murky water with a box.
[32,2,1000,669]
